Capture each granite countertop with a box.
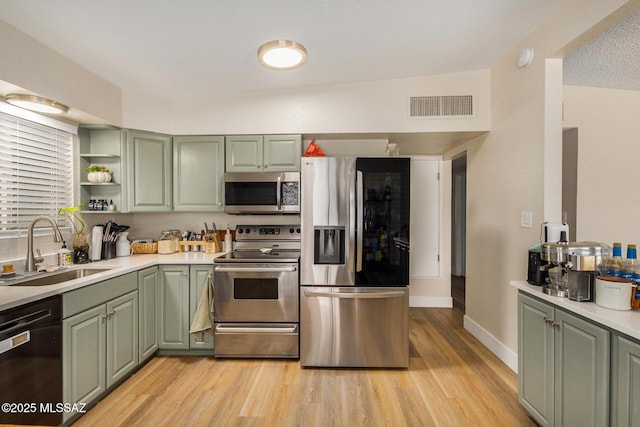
[511,280,640,341]
[0,252,225,311]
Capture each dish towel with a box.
[189,272,214,342]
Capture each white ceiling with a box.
[0,0,565,102]
[564,9,640,91]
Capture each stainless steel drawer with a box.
[214,323,299,359]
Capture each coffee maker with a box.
[565,242,608,302]
[527,248,549,286]
[541,238,570,297]
[528,222,570,287]
[541,239,608,301]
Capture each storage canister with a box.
[595,275,634,311]
[157,230,180,254]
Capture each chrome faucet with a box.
[25,216,64,273]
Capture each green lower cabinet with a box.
[63,305,107,415]
[63,290,138,423]
[106,292,139,387]
[518,293,555,426]
[189,265,214,350]
[554,309,609,427]
[138,266,159,362]
[518,292,610,427]
[158,265,190,350]
[158,264,214,352]
[613,334,640,427]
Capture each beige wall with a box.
[563,85,640,244]
[456,0,636,370]
[123,70,491,135]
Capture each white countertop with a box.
[0,252,225,311]
[511,280,640,341]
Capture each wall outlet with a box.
[521,211,533,228]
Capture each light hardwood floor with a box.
[72,306,536,427]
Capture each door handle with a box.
[356,170,363,272]
[303,290,406,299]
[277,175,282,210]
[214,266,297,273]
[215,325,297,334]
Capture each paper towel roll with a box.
[91,225,103,261]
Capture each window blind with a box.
[0,111,74,234]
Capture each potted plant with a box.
[86,164,112,183]
[58,206,90,263]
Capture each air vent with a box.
[409,95,473,117]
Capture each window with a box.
[0,102,77,235]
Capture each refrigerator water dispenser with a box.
[314,226,345,264]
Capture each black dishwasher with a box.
[0,295,62,426]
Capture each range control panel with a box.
[235,225,301,241]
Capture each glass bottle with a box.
[607,242,623,276]
[622,244,637,281]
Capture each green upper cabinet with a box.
[78,126,127,213]
[225,135,263,172]
[226,134,301,172]
[126,129,172,212]
[173,135,224,211]
[263,135,302,172]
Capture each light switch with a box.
[521,211,533,228]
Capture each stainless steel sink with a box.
[7,268,112,286]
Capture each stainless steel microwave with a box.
[224,172,300,214]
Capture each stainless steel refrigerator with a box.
[300,157,410,368]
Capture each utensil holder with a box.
[102,242,116,260]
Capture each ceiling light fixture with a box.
[4,94,69,114]
[258,39,307,70]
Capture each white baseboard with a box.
[410,296,453,308]
[463,314,518,373]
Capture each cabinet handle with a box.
[101,314,108,319]
[543,317,560,327]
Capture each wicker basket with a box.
[131,242,158,254]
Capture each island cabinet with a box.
[126,129,172,212]
[172,135,225,211]
[518,292,610,427]
[225,134,301,172]
[62,272,138,423]
[138,266,159,363]
[158,265,214,352]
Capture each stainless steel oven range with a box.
[213,225,300,358]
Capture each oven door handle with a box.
[215,325,298,334]
[303,289,406,299]
[214,266,297,273]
